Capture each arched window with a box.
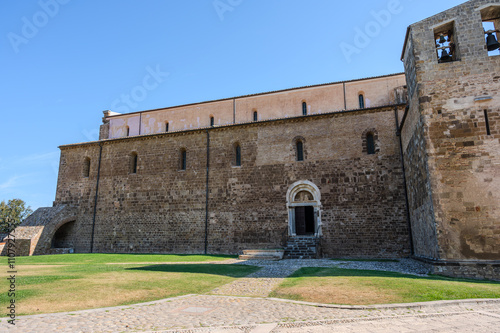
[359,94,365,109]
[83,157,90,178]
[296,140,304,161]
[302,102,307,116]
[126,126,130,137]
[366,133,375,155]
[165,122,169,132]
[130,152,138,174]
[210,116,214,127]
[180,148,187,170]
[253,111,258,122]
[235,144,241,166]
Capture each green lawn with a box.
[0,254,257,315]
[269,267,500,305]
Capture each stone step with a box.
[239,249,285,261]
[242,249,284,255]
[284,237,319,259]
[285,255,316,259]
[238,255,282,261]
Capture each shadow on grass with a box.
[292,267,500,284]
[128,264,260,278]
[5,253,238,265]
[330,258,399,262]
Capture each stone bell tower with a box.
[401,0,500,278]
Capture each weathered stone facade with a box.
[401,0,500,263]
[7,0,500,280]
[54,104,410,258]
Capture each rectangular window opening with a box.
[296,141,304,161]
[481,6,500,57]
[181,150,187,170]
[434,21,459,63]
[235,146,241,166]
[484,110,491,136]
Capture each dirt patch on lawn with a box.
[274,278,403,305]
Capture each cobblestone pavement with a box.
[1,259,498,333]
[210,262,299,297]
[2,295,499,333]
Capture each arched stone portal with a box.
[286,181,322,236]
[51,220,76,249]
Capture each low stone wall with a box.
[433,261,500,282]
[415,257,500,281]
[47,248,74,255]
[0,239,31,257]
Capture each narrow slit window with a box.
[126,126,130,137]
[253,111,258,122]
[366,133,376,155]
[210,116,214,127]
[235,144,241,166]
[83,158,90,178]
[484,110,491,136]
[296,141,304,161]
[130,153,138,174]
[165,122,169,132]
[359,94,365,109]
[180,149,187,170]
[302,102,307,116]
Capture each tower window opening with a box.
[480,6,500,56]
[483,21,500,56]
[434,21,459,63]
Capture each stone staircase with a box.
[238,249,285,260]
[284,236,320,259]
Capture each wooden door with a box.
[295,207,306,235]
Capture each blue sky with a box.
[1,0,465,211]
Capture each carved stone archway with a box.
[286,180,322,236]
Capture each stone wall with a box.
[401,0,500,260]
[55,106,410,257]
[432,261,500,281]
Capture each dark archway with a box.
[294,206,315,235]
[52,221,76,249]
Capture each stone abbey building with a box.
[7,0,500,279]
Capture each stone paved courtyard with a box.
[1,259,499,332]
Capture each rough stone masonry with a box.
[4,0,499,280]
